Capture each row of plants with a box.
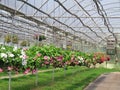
[4,34,46,47]
[0,45,110,74]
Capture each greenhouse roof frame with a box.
[0,0,120,45]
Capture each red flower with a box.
[100,57,106,62]
[106,56,110,61]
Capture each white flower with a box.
[13,47,17,51]
[80,57,84,61]
[20,55,23,58]
[9,53,14,57]
[22,59,27,66]
[78,56,83,60]
[20,54,27,59]
[1,47,5,50]
[21,49,25,55]
[78,56,84,63]
[7,52,14,58]
[1,53,7,58]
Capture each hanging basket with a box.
[12,35,19,44]
[4,34,19,44]
[33,34,46,41]
[20,40,30,46]
[4,34,11,43]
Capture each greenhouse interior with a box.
[0,0,120,90]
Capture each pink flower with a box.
[56,56,63,61]
[24,68,30,74]
[7,66,13,71]
[0,68,3,72]
[71,56,75,61]
[32,69,37,74]
[44,56,49,60]
[50,57,54,63]
[24,70,29,74]
[65,61,70,65]
[37,53,41,57]
[44,61,49,65]
[23,55,28,59]
[23,48,28,51]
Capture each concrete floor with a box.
[84,72,120,90]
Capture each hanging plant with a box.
[4,34,11,43]
[20,40,30,46]
[4,34,19,44]
[12,35,19,44]
[39,35,46,41]
[33,34,46,41]
[33,34,39,40]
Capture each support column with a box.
[63,32,68,49]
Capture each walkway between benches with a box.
[84,72,120,90]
